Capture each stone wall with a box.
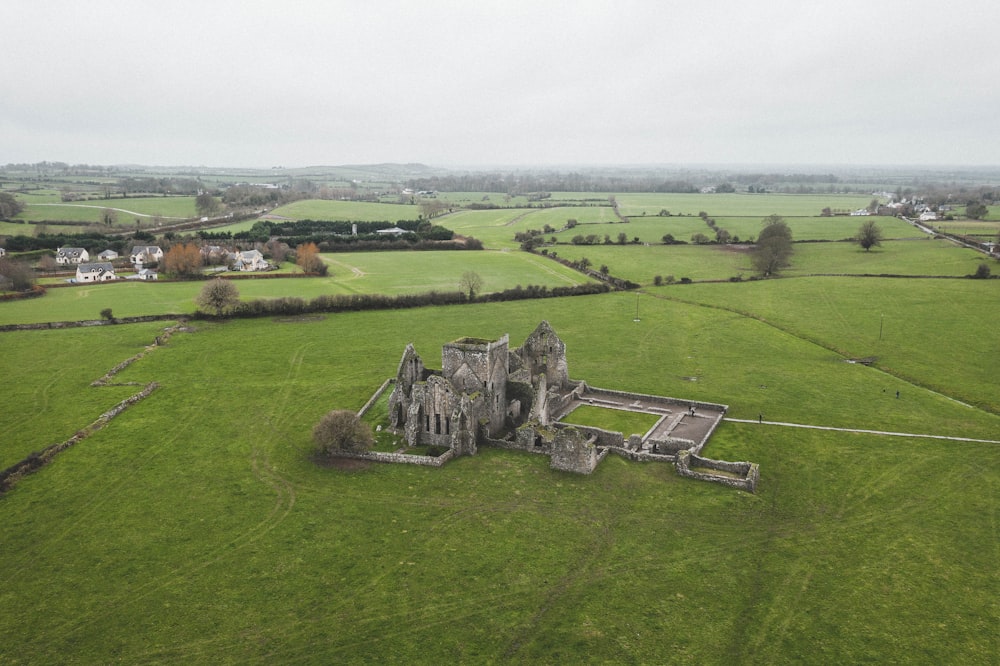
[645,436,696,455]
[553,423,624,449]
[357,378,394,418]
[675,450,759,493]
[0,314,183,333]
[583,385,728,415]
[0,382,159,495]
[326,448,456,468]
[550,428,599,474]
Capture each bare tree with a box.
[0,257,36,291]
[313,410,374,455]
[195,192,221,218]
[196,278,239,315]
[459,271,483,300]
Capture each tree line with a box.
[193,281,610,319]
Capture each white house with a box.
[98,249,119,261]
[75,262,116,283]
[919,211,938,222]
[233,249,268,272]
[56,247,89,265]
[129,245,163,267]
[126,268,158,281]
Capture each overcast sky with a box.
[4,0,999,169]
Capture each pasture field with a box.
[0,250,593,325]
[613,193,875,218]
[450,212,918,250]
[552,239,991,284]
[660,277,1000,414]
[932,218,1000,238]
[268,198,423,222]
[0,292,997,663]
[13,196,199,223]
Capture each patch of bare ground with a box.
[273,315,326,323]
[311,453,372,471]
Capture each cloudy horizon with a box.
[5,0,999,169]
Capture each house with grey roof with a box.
[75,262,116,283]
[129,245,163,268]
[56,247,89,265]
[233,249,268,271]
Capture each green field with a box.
[1,191,998,663]
[0,250,592,325]
[268,198,424,222]
[1,287,997,663]
[561,404,662,437]
[13,196,199,223]
[613,193,876,218]
[551,239,990,284]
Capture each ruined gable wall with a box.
[442,335,509,436]
[516,321,569,389]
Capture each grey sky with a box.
[4,0,999,168]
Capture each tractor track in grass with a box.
[644,288,999,418]
[15,323,303,652]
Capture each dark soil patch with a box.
[274,315,326,323]
[311,453,372,471]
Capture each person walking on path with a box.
[758,413,763,423]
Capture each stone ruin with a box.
[378,321,758,491]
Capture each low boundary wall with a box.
[676,450,759,493]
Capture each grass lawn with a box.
[14,196,199,223]
[549,238,991,285]
[613,193,876,218]
[0,294,996,663]
[561,404,662,437]
[655,276,1000,414]
[0,251,593,325]
[269,198,423,222]
[2,227,999,664]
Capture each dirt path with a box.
[31,203,187,219]
[725,418,1000,444]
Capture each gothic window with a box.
[435,414,442,434]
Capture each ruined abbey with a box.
[364,321,758,492]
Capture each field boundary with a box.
[0,323,191,496]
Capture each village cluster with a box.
[53,244,272,283]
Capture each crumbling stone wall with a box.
[513,320,569,389]
[442,335,508,437]
[550,427,599,474]
[676,450,759,493]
